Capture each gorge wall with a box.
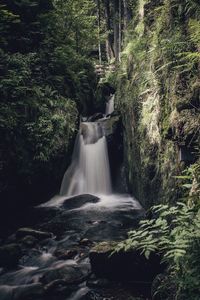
[108,0,200,208]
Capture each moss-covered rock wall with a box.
[109,0,200,208]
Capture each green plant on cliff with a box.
[114,163,200,299]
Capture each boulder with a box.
[0,283,44,300]
[87,113,104,122]
[98,115,120,137]
[16,228,53,241]
[13,283,44,300]
[20,235,38,248]
[62,194,99,210]
[86,277,111,288]
[40,265,90,285]
[89,241,164,282]
[0,285,13,300]
[0,244,22,268]
[79,239,94,247]
[44,279,75,298]
[54,248,78,260]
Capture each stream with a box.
[0,95,150,300]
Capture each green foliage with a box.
[53,0,98,54]
[185,0,200,18]
[0,0,97,199]
[114,163,200,299]
[111,0,200,210]
[0,49,78,192]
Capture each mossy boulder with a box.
[89,241,164,282]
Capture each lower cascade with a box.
[0,96,145,300]
[60,121,112,196]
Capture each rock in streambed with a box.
[89,241,164,282]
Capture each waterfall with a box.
[105,94,114,116]
[60,122,112,196]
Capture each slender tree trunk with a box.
[114,0,119,62]
[119,0,121,61]
[104,0,114,61]
[76,28,79,53]
[97,0,102,64]
[123,0,128,30]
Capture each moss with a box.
[176,97,193,112]
[108,0,200,209]
[91,241,117,253]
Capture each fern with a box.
[185,0,200,18]
[114,163,200,299]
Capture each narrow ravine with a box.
[0,95,147,300]
[1,0,200,299]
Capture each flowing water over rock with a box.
[60,122,112,197]
[105,94,115,116]
[0,96,151,300]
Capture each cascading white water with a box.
[60,122,112,196]
[105,94,114,116]
[0,87,144,300]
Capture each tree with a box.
[104,0,115,61]
[0,0,98,205]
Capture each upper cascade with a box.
[105,94,115,116]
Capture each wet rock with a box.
[86,277,111,288]
[84,288,147,300]
[54,248,78,260]
[89,241,164,282]
[14,283,44,300]
[95,81,115,113]
[28,207,59,225]
[98,115,120,137]
[0,283,44,300]
[88,113,104,122]
[40,264,90,285]
[44,279,75,298]
[98,115,125,193]
[18,248,45,267]
[0,243,22,268]
[20,235,38,248]
[79,239,94,247]
[80,123,103,143]
[62,194,100,210]
[82,291,104,300]
[6,234,17,244]
[44,279,66,291]
[16,228,53,241]
[0,285,13,300]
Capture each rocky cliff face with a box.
[111,0,199,208]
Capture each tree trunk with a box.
[97,0,102,64]
[123,0,128,30]
[114,0,119,62]
[76,28,79,53]
[104,0,114,61]
[119,0,121,61]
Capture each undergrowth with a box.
[114,163,200,299]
